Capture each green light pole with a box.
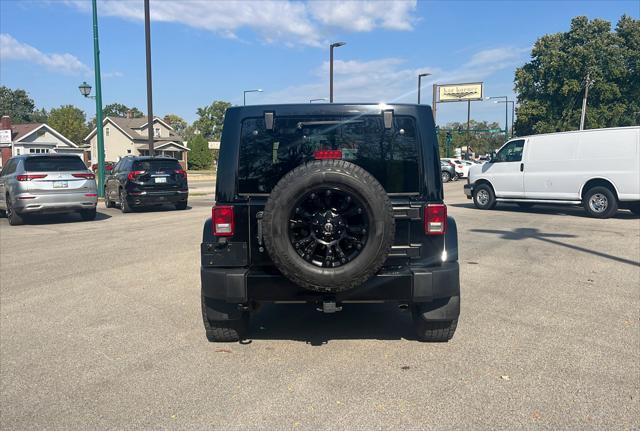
[80,0,105,198]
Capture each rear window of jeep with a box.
[238,116,419,193]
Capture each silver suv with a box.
[0,154,98,225]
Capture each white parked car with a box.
[464,126,640,218]
[441,158,471,178]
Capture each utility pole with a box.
[418,73,431,104]
[144,0,154,156]
[465,100,471,160]
[91,0,105,197]
[432,83,438,122]
[580,72,594,130]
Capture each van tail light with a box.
[175,169,187,179]
[127,170,146,181]
[16,174,47,181]
[212,205,234,236]
[314,150,342,160]
[424,203,447,235]
[72,173,95,180]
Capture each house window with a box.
[29,148,50,154]
[105,127,110,137]
[154,127,160,138]
[16,149,21,155]
[127,149,132,154]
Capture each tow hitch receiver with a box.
[317,300,342,313]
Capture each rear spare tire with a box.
[262,160,395,292]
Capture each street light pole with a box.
[144,0,154,156]
[91,0,105,197]
[494,100,516,137]
[579,71,594,130]
[487,96,508,140]
[243,89,263,106]
[417,73,431,104]
[329,42,345,103]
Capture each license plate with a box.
[53,181,68,188]
[155,177,167,183]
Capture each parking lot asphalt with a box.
[1,181,638,430]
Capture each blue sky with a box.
[1,0,638,127]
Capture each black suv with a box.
[201,104,460,342]
[104,156,188,212]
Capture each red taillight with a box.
[16,174,47,181]
[314,150,342,160]
[175,169,187,179]
[85,193,97,197]
[424,203,447,235]
[127,170,146,181]
[72,173,95,180]
[212,205,234,236]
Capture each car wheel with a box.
[201,294,248,342]
[6,195,24,226]
[80,208,97,221]
[583,186,618,219]
[412,305,458,342]
[441,171,451,183]
[175,201,188,210]
[120,189,132,213]
[262,159,395,292]
[473,184,496,210]
[104,189,115,208]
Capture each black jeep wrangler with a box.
[200,104,460,342]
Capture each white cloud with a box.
[65,0,417,47]
[261,46,528,105]
[0,33,91,75]
[308,1,417,31]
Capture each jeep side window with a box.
[494,139,525,163]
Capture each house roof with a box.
[11,123,78,148]
[84,116,183,142]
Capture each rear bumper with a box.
[463,183,473,199]
[13,192,97,214]
[126,190,188,206]
[201,262,460,306]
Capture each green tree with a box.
[187,134,213,170]
[47,105,89,145]
[193,100,231,140]
[0,86,41,123]
[163,114,188,134]
[514,15,640,135]
[102,103,144,118]
[438,120,505,157]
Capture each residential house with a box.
[84,115,190,168]
[0,115,85,167]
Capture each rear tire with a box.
[104,190,115,208]
[441,171,451,183]
[201,295,248,342]
[583,186,617,219]
[175,201,188,210]
[473,184,496,210]
[80,208,97,221]
[120,189,132,213]
[6,196,24,226]
[412,314,458,342]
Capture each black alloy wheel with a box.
[288,187,369,268]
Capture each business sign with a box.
[0,129,11,144]
[438,82,483,102]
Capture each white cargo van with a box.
[464,126,640,218]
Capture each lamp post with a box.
[78,0,105,198]
[494,100,515,137]
[417,73,431,104]
[243,89,263,106]
[310,98,328,103]
[144,0,154,156]
[486,96,509,139]
[329,42,346,103]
